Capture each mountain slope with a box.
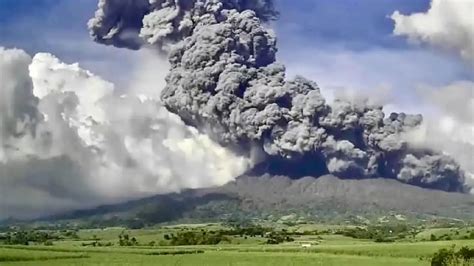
[45,175,474,224]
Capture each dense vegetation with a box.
[429,246,474,266]
[336,224,417,242]
[165,231,230,245]
[123,225,295,246]
[0,231,63,246]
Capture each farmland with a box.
[1,223,473,265]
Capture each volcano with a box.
[41,175,474,225]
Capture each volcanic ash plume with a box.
[89,0,468,192]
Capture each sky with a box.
[0,0,473,219]
[274,0,473,110]
[1,0,472,102]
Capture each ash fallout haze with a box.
[0,0,473,220]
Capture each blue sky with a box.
[276,0,430,50]
[1,0,472,111]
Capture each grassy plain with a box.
[0,224,473,265]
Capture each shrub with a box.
[431,247,458,266]
[118,233,139,246]
[457,246,474,262]
[429,246,474,266]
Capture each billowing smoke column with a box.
[89,0,467,192]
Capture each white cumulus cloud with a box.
[391,0,474,63]
[0,47,252,219]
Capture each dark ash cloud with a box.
[88,0,469,192]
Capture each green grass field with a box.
[0,249,424,266]
[0,225,473,265]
